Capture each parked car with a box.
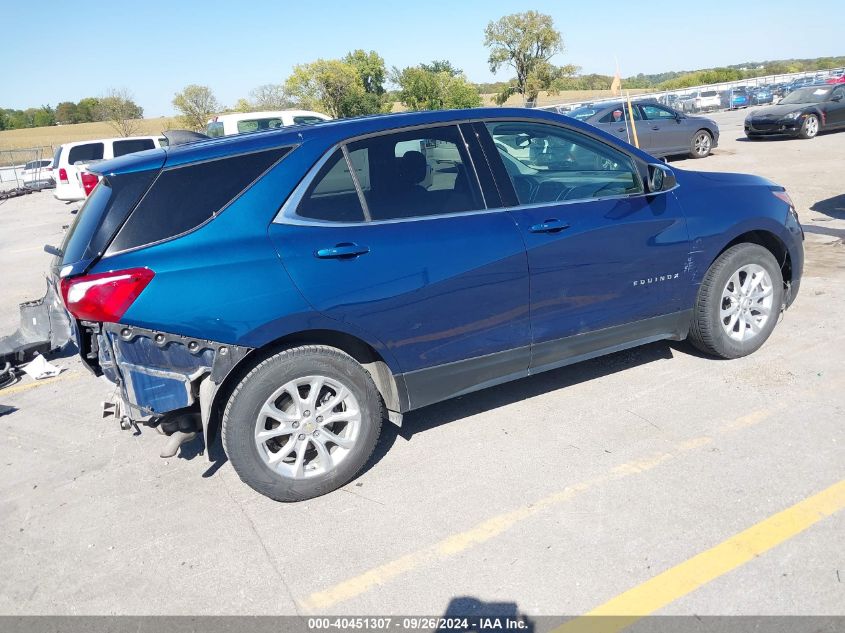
[53,107,803,501]
[721,88,750,109]
[782,76,816,96]
[567,101,719,158]
[206,110,331,137]
[679,90,721,113]
[19,159,54,188]
[745,84,845,139]
[749,87,774,105]
[826,74,845,85]
[54,137,166,201]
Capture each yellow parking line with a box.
[555,479,845,633]
[1,371,79,396]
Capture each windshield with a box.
[566,106,600,121]
[781,87,831,104]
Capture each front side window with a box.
[485,121,642,205]
[641,105,677,120]
[207,121,225,138]
[598,105,641,123]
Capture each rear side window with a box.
[293,116,325,125]
[52,146,62,168]
[207,121,224,138]
[108,147,290,253]
[297,149,365,223]
[237,118,283,134]
[113,138,156,157]
[68,143,104,164]
[346,125,483,221]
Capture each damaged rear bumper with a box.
[91,323,253,449]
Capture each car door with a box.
[477,119,691,371]
[640,104,688,156]
[824,86,845,126]
[269,123,531,409]
[591,104,645,148]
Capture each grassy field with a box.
[0,117,181,159]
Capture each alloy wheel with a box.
[694,132,712,156]
[805,116,818,137]
[254,375,361,479]
[719,264,774,342]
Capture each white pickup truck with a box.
[679,90,722,113]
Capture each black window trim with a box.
[104,144,295,257]
[276,121,494,227]
[473,116,658,213]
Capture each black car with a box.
[745,84,845,139]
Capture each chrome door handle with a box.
[315,243,370,259]
[529,219,570,233]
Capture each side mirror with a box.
[831,94,842,102]
[647,163,677,193]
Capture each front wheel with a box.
[798,114,819,139]
[690,130,713,158]
[222,345,383,501]
[689,244,783,359]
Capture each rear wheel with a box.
[222,345,383,501]
[689,130,713,158]
[798,114,819,139]
[689,244,783,359]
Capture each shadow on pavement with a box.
[441,596,535,632]
[810,194,845,220]
[363,339,678,475]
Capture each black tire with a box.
[222,345,383,502]
[688,244,783,359]
[689,129,713,158]
[798,114,819,139]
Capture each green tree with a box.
[249,83,293,110]
[32,105,55,127]
[395,66,482,111]
[172,84,221,131]
[420,60,463,76]
[97,88,144,136]
[55,101,79,124]
[484,11,564,105]
[76,97,101,122]
[285,59,369,118]
[343,49,387,95]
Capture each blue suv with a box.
[54,108,804,501]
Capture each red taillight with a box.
[81,172,99,196]
[60,268,155,323]
[59,168,68,183]
[772,190,794,208]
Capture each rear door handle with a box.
[315,243,370,259]
[529,219,570,234]
[651,125,660,130]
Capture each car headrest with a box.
[399,151,427,185]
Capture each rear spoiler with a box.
[163,130,210,147]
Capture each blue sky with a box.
[2,0,842,116]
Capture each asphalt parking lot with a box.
[1,109,843,621]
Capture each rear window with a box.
[68,143,104,165]
[113,138,156,157]
[108,147,290,253]
[237,118,283,134]
[58,168,160,267]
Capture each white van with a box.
[54,136,165,201]
[206,110,331,137]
